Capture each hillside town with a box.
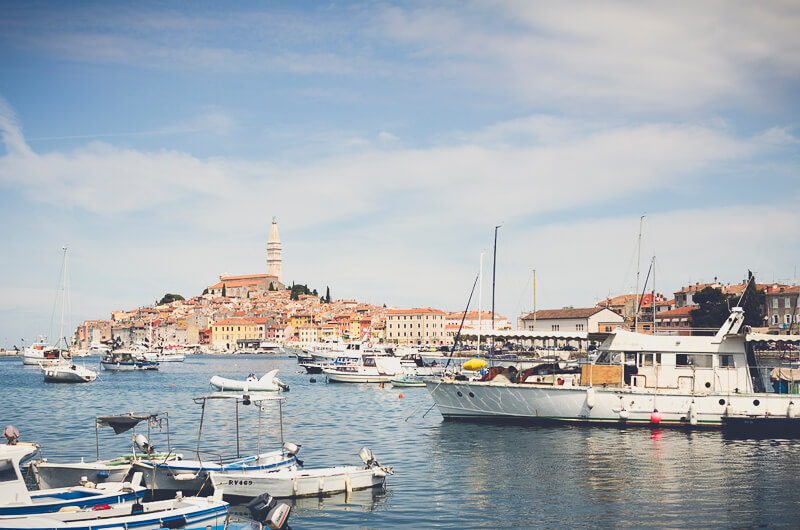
[70,219,800,353]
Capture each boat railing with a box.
[163,447,225,467]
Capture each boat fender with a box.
[345,474,352,494]
[585,387,596,409]
[650,410,662,424]
[688,402,698,425]
[788,401,796,418]
[725,404,734,416]
[318,476,325,492]
[618,409,629,420]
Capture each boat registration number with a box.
[228,480,254,485]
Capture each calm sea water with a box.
[3,355,800,528]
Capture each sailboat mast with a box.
[59,247,68,348]
[652,256,657,333]
[491,225,500,354]
[634,216,644,331]
[478,252,484,356]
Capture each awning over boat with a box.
[770,367,800,382]
[746,333,800,343]
[96,414,159,434]
[459,330,590,341]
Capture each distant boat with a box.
[210,369,289,392]
[324,355,404,383]
[41,361,97,383]
[101,351,159,371]
[20,336,64,366]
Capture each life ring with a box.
[367,342,373,348]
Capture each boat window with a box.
[719,354,735,368]
[364,357,376,367]
[676,354,712,368]
[639,353,654,367]
[0,460,17,482]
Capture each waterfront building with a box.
[75,319,112,349]
[765,284,800,333]
[654,306,695,335]
[446,311,510,332]
[385,308,447,345]
[210,317,265,350]
[520,307,623,333]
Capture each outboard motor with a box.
[283,441,303,467]
[135,434,154,455]
[359,447,378,468]
[247,493,292,530]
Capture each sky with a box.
[1,1,799,347]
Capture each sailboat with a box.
[37,248,98,384]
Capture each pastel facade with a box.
[385,308,447,345]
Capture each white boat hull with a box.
[42,364,97,383]
[29,461,131,489]
[426,379,800,428]
[133,451,298,494]
[0,496,229,530]
[209,369,287,392]
[210,465,386,500]
[325,371,394,383]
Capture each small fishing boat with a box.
[132,393,299,496]
[210,369,289,392]
[0,493,230,530]
[29,412,179,489]
[209,447,392,501]
[41,360,97,383]
[0,444,146,516]
[324,356,404,384]
[389,376,426,387]
[101,351,159,371]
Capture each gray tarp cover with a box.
[95,414,154,434]
[769,367,800,382]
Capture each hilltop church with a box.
[206,218,286,298]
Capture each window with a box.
[786,314,793,325]
[552,325,560,331]
[786,297,792,308]
[639,353,653,367]
[772,299,779,308]
[676,354,712,368]
[772,314,779,325]
[576,324,584,331]
[720,355,734,367]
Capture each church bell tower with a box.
[267,217,282,282]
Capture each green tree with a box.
[690,287,729,331]
[325,286,331,303]
[221,284,227,297]
[158,293,185,305]
[290,284,312,301]
[202,288,209,295]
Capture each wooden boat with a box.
[132,394,299,496]
[29,412,179,489]
[209,369,289,392]
[0,444,146,516]
[209,447,392,501]
[390,376,426,387]
[0,494,230,530]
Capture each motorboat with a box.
[324,355,404,383]
[29,412,179,490]
[132,393,299,496]
[426,307,800,431]
[41,360,97,383]
[399,353,445,377]
[210,369,289,392]
[0,443,146,516]
[20,336,65,366]
[209,447,392,501]
[390,376,426,387]
[0,493,230,530]
[101,351,159,371]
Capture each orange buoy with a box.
[170,383,174,387]
[399,393,403,399]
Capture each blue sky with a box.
[1,1,799,347]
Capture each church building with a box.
[207,218,285,298]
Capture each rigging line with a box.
[405,272,480,423]
[636,258,654,315]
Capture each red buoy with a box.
[399,393,403,399]
[650,410,662,424]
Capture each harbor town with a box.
[3,2,800,528]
